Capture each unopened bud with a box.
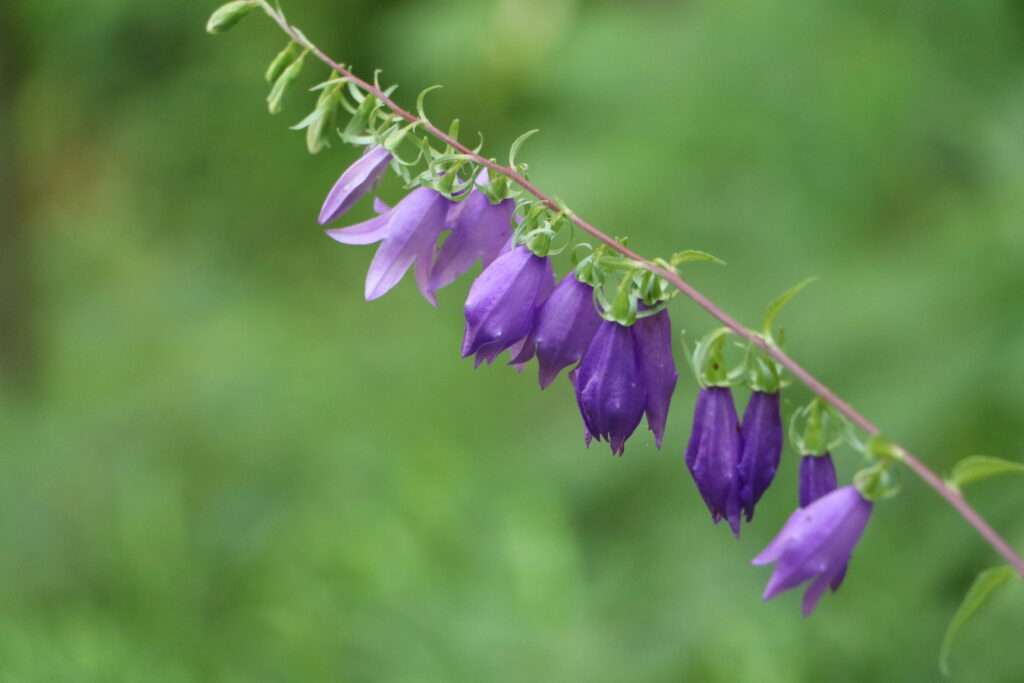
[206,0,258,35]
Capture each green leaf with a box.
[947,455,1024,491]
[508,129,540,170]
[940,565,1017,676]
[670,250,726,267]
[761,276,817,338]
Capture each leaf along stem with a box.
[254,0,1024,577]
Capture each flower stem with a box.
[255,1,1024,576]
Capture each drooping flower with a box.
[799,453,838,508]
[752,485,872,616]
[429,182,515,295]
[511,273,602,388]
[574,321,647,456]
[737,390,783,522]
[318,146,392,225]
[684,387,743,536]
[461,245,554,367]
[632,308,678,448]
[326,186,449,304]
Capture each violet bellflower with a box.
[632,308,679,448]
[574,321,647,456]
[511,272,602,389]
[737,390,783,522]
[429,178,515,296]
[461,245,554,367]
[799,453,838,508]
[753,485,872,616]
[685,387,743,536]
[325,186,450,305]
[318,146,392,225]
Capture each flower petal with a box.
[633,308,678,448]
[318,146,392,225]
[364,188,447,301]
[325,213,390,245]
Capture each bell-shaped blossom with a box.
[632,309,678,448]
[685,387,743,536]
[318,146,392,225]
[511,273,602,388]
[799,453,838,508]
[461,245,554,367]
[326,187,449,304]
[429,187,515,295]
[737,390,783,522]
[753,485,872,616]
[574,321,647,456]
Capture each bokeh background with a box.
[1,0,1023,680]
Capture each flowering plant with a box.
[207,1,1023,673]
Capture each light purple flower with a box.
[429,188,515,295]
[753,485,872,616]
[511,273,602,388]
[461,245,554,367]
[633,308,678,448]
[684,387,743,536]
[737,390,783,522]
[318,146,392,225]
[799,453,838,508]
[325,186,449,304]
[574,321,647,456]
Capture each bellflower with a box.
[461,245,554,367]
[685,387,743,536]
[737,390,783,522]
[799,453,838,508]
[632,308,678,448]
[574,321,647,456]
[511,273,602,388]
[753,485,872,616]
[318,146,392,225]
[429,181,515,295]
[326,186,449,304]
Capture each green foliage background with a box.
[1,1,1022,680]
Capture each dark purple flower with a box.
[685,387,742,536]
[799,453,838,508]
[737,390,783,522]
[574,321,647,456]
[461,245,554,367]
[511,273,602,388]
[429,187,515,295]
[325,186,449,304]
[633,308,678,448]
[318,146,392,225]
[753,485,872,616]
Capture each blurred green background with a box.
[1,0,1023,680]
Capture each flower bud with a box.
[206,1,259,35]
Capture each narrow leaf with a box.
[939,565,1016,676]
[762,276,817,337]
[948,455,1024,491]
[670,249,726,267]
[509,129,540,169]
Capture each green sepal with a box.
[509,129,539,173]
[946,455,1024,492]
[939,565,1018,676]
[789,398,845,454]
[670,250,726,267]
[762,276,816,341]
[206,0,258,34]
[853,461,900,501]
[866,434,904,464]
[691,328,736,388]
[265,41,299,83]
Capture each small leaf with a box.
[762,276,817,338]
[947,455,1024,491]
[939,565,1017,676]
[670,250,726,267]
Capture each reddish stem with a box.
[257,2,1024,576]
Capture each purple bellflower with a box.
[326,186,450,305]
[461,245,554,367]
[511,273,602,389]
[318,146,392,225]
[737,390,783,522]
[685,387,743,536]
[753,485,872,616]
[799,453,838,508]
[574,321,647,456]
[632,309,678,448]
[429,177,515,296]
